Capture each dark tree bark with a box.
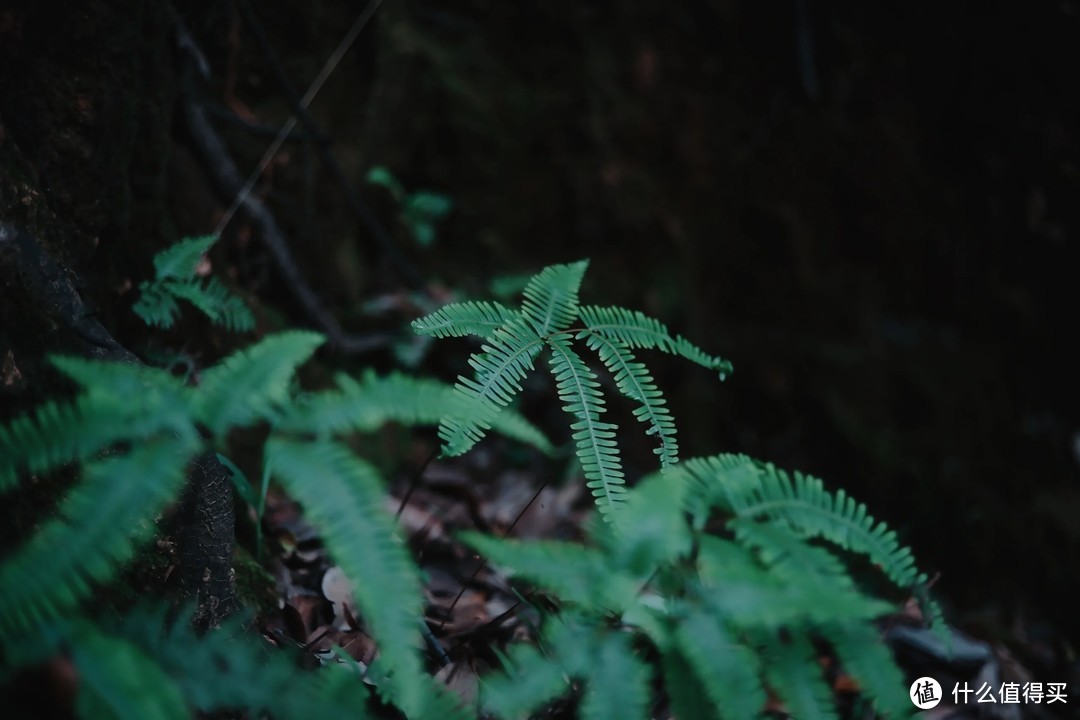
[0,1,238,628]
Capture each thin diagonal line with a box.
[213,0,385,238]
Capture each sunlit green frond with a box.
[584,333,678,469]
[547,336,626,520]
[822,622,912,719]
[762,632,839,720]
[460,532,638,611]
[439,318,545,456]
[578,305,733,377]
[673,607,767,720]
[579,632,650,720]
[196,331,324,437]
[0,438,197,641]
[152,234,216,280]
[71,622,189,720]
[411,300,520,339]
[520,259,589,335]
[266,438,425,715]
[278,370,552,453]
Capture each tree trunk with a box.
[0,0,237,628]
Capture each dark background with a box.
[2,0,1078,643]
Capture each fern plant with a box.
[465,455,932,720]
[413,259,732,522]
[0,328,546,719]
[133,234,255,331]
[413,260,940,719]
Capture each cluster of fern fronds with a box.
[0,242,939,719]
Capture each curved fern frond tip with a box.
[520,259,589,335]
[152,234,217,280]
[577,305,732,379]
[410,300,520,339]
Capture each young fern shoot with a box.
[412,259,732,522]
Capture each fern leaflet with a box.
[151,235,216,279]
[584,333,678,469]
[266,438,425,716]
[578,305,732,377]
[71,621,190,720]
[279,370,552,453]
[672,607,766,720]
[547,336,627,520]
[0,438,197,641]
[762,631,839,720]
[134,234,254,331]
[439,317,546,456]
[196,331,324,437]
[579,632,650,720]
[411,300,520,339]
[520,260,588,335]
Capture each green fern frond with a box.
[730,520,893,623]
[460,532,638,611]
[134,235,253,332]
[579,632,650,720]
[151,235,216,279]
[482,643,573,719]
[661,650,723,720]
[411,300,521,339]
[71,621,190,720]
[584,333,678,469]
[0,361,198,493]
[0,395,124,493]
[169,277,255,332]
[672,606,767,720]
[132,282,181,328]
[279,370,552,453]
[696,536,821,628]
[195,331,324,438]
[113,605,373,720]
[732,462,925,593]
[676,454,940,623]
[578,305,732,377]
[266,438,425,715]
[762,632,839,720]
[0,438,197,641]
[607,472,690,572]
[439,318,546,456]
[547,336,626,520]
[821,622,912,719]
[520,260,588,335]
